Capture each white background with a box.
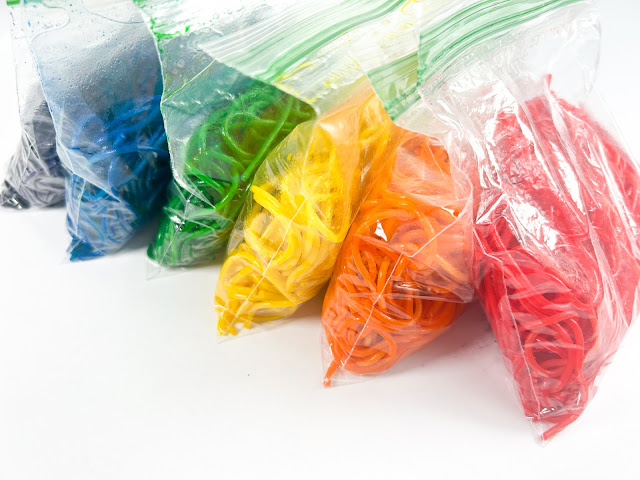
[1,1,639,479]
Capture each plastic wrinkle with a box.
[66,95,170,260]
[149,82,314,267]
[215,91,399,336]
[322,132,470,385]
[1,100,64,209]
[476,89,640,440]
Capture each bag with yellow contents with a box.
[217,88,400,334]
[205,0,423,336]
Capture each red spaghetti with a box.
[475,85,640,440]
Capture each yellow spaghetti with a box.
[215,89,400,335]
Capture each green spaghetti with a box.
[149,81,314,266]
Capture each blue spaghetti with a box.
[65,94,170,261]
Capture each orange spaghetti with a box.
[322,131,471,386]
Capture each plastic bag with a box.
[23,0,171,260]
[216,88,399,335]
[1,2,64,209]
[322,130,472,386]
[206,0,417,336]
[133,0,316,268]
[373,0,640,439]
[475,84,640,440]
[319,0,476,385]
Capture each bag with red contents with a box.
[369,0,640,440]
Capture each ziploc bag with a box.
[1,1,64,209]
[372,0,640,439]
[22,0,171,260]
[206,0,416,336]
[133,0,316,267]
[322,129,472,386]
[217,89,399,335]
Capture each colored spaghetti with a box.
[475,88,640,440]
[1,98,64,209]
[149,82,315,267]
[322,131,470,385]
[215,90,399,336]
[66,95,170,260]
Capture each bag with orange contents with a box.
[318,1,474,384]
[322,129,473,385]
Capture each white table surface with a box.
[1,2,639,479]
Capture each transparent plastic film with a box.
[351,0,481,118]
[215,88,401,336]
[200,0,424,114]
[390,0,640,440]
[1,2,64,209]
[322,130,473,386]
[23,0,171,260]
[133,0,317,268]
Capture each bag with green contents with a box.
[133,0,316,267]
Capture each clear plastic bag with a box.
[321,130,473,386]
[319,0,479,386]
[1,2,64,209]
[474,84,640,440]
[22,0,171,260]
[216,87,399,335]
[134,0,316,268]
[373,0,640,439]
[206,0,419,336]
